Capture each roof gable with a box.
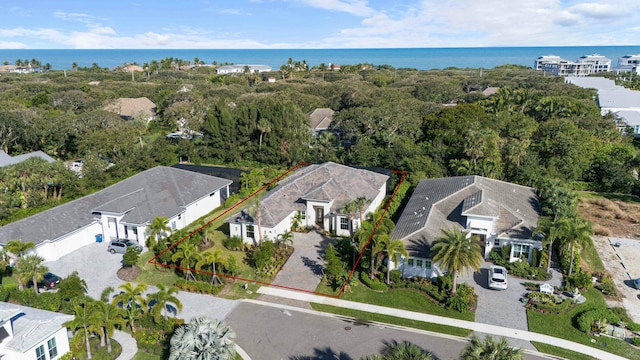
[0,302,73,353]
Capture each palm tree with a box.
[378,236,408,285]
[562,218,593,276]
[94,300,126,352]
[353,196,369,226]
[340,200,360,240]
[430,228,483,295]
[276,230,294,248]
[460,335,523,360]
[169,317,236,360]
[3,239,35,267]
[172,242,201,280]
[66,301,101,359]
[149,284,183,322]
[257,119,271,150]
[112,282,148,333]
[147,216,172,248]
[196,249,228,284]
[534,216,571,272]
[16,254,47,294]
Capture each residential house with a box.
[308,108,335,137]
[615,110,640,137]
[121,64,144,72]
[103,97,157,121]
[0,150,55,168]
[0,302,73,360]
[216,65,272,74]
[391,176,541,279]
[613,54,640,74]
[227,162,389,244]
[0,166,232,261]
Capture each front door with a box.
[315,207,324,229]
[473,234,487,258]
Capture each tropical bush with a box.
[577,308,621,334]
[564,270,593,290]
[222,236,244,251]
[174,279,224,295]
[360,271,388,291]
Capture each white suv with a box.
[488,265,508,290]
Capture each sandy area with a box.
[591,236,640,323]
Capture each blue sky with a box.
[1,0,638,49]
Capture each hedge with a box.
[174,279,224,295]
[360,271,388,291]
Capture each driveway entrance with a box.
[267,231,333,293]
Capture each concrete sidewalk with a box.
[258,286,626,360]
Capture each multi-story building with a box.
[535,54,611,76]
[613,54,640,74]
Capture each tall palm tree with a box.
[112,282,148,333]
[194,248,228,285]
[340,200,360,240]
[169,317,236,360]
[16,254,47,294]
[460,335,523,360]
[147,216,172,248]
[534,216,571,272]
[378,237,408,285]
[430,228,483,295]
[66,301,101,359]
[353,196,369,226]
[172,242,202,280]
[562,218,593,276]
[149,284,183,322]
[257,119,271,150]
[3,239,35,267]
[94,300,126,352]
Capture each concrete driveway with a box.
[459,262,563,350]
[268,231,333,293]
[45,241,240,322]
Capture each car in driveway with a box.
[488,265,508,290]
[27,272,61,290]
[107,239,143,254]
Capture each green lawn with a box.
[315,279,475,321]
[530,342,598,360]
[528,288,640,360]
[311,303,471,337]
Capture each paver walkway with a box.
[113,330,137,360]
[258,286,627,360]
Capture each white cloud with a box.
[0,41,28,49]
[298,0,374,16]
[569,3,623,19]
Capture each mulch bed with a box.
[116,266,141,281]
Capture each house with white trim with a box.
[0,166,231,261]
[216,65,272,74]
[391,176,541,279]
[0,302,73,360]
[0,150,55,168]
[227,162,389,244]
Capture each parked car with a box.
[27,272,61,290]
[488,265,508,290]
[107,239,143,254]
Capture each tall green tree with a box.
[97,287,125,352]
[148,284,183,322]
[172,242,202,280]
[112,282,148,333]
[430,228,483,295]
[196,249,228,284]
[460,335,523,360]
[66,300,101,359]
[534,216,571,272]
[16,254,47,294]
[147,216,172,248]
[169,317,236,360]
[562,218,593,276]
[378,236,408,285]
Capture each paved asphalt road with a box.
[225,301,553,360]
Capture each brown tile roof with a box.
[308,108,334,130]
[104,97,157,120]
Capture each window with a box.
[407,258,414,266]
[512,244,530,260]
[171,221,177,230]
[299,210,306,220]
[48,337,58,358]
[425,260,432,268]
[494,239,500,246]
[340,217,349,230]
[36,344,46,360]
[246,225,255,239]
[416,259,423,268]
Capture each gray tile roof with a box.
[0,150,55,168]
[228,162,389,228]
[616,110,640,126]
[565,76,618,90]
[0,301,73,353]
[308,108,334,130]
[598,88,640,109]
[392,176,540,257]
[0,166,232,246]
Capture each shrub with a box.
[596,278,618,297]
[531,248,540,268]
[447,284,477,312]
[389,270,402,284]
[224,193,241,208]
[565,270,593,290]
[223,236,244,251]
[252,241,275,270]
[173,279,224,295]
[360,271,388,291]
[501,245,511,261]
[633,337,640,347]
[577,309,621,334]
[436,274,452,293]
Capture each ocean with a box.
[0,46,639,71]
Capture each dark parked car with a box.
[107,239,143,254]
[29,272,61,290]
